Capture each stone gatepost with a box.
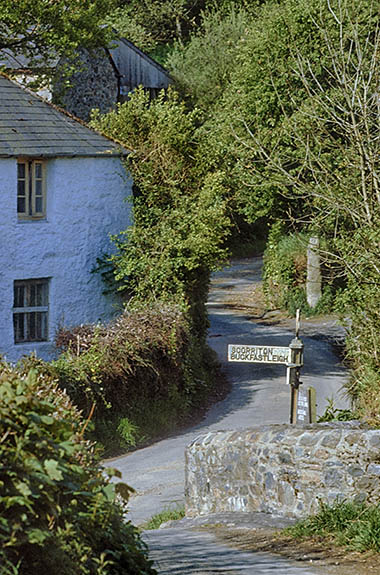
[306,236,322,308]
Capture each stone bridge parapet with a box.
[185,423,380,518]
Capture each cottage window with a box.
[17,160,46,219]
[13,279,49,343]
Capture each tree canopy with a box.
[0,0,115,70]
[95,0,380,421]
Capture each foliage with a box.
[286,500,380,553]
[167,5,251,110]
[0,361,156,575]
[237,0,380,414]
[0,0,115,75]
[143,507,185,530]
[50,302,219,454]
[193,0,324,227]
[91,87,230,338]
[117,418,140,448]
[53,303,189,412]
[107,0,232,54]
[262,224,337,316]
[263,223,308,312]
[317,398,357,422]
[185,0,377,240]
[338,279,380,426]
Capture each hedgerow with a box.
[46,302,219,454]
[0,361,156,575]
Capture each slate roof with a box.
[0,75,127,158]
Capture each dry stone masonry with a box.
[185,423,380,518]
[53,48,118,121]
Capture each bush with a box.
[90,87,230,341]
[336,280,380,426]
[263,223,308,312]
[53,303,189,412]
[0,361,156,575]
[49,302,220,454]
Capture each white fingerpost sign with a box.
[227,309,316,425]
[228,344,291,364]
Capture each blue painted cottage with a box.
[0,75,132,361]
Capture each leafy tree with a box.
[167,5,251,110]
[108,0,208,53]
[91,87,230,338]
[0,0,115,72]
[107,0,246,55]
[240,0,380,419]
[195,0,331,227]
[166,0,380,418]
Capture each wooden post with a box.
[290,385,299,424]
[288,309,304,424]
[227,309,319,426]
[309,387,317,423]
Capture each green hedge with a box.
[46,302,219,454]
[0,362,156,575]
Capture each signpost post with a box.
[227,309,316,425]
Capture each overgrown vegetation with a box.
[317,398,357,422]
[143,507,186,530]
[106,0,241,55]
[0,0,115,80]
[91,87,230,340]
[0,361,156,575]
[286,500,380,553]
[47,303,220,455]
[262,224,338,316]
[89,88,231,452]
[93,0,380,424]
[145,0,380,423]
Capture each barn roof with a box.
[0,74,127,158]
[108,37,171,92]
[111,37,170,76]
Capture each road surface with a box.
[106,258,349,526]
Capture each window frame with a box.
[17,159,47,220]
[13,278,49,344]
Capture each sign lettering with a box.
[228,344,291,364]
[296,387,310,423]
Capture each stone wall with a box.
[185,423,380,518]
[53,48,118,122]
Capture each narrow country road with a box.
[106,258,349,574]
[107,258,348,526]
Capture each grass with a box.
[142,506,185,530]
[285,500,380,553]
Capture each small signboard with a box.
[296,386,310,424]
[228,344,291,365]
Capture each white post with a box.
[306,236,322,308]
